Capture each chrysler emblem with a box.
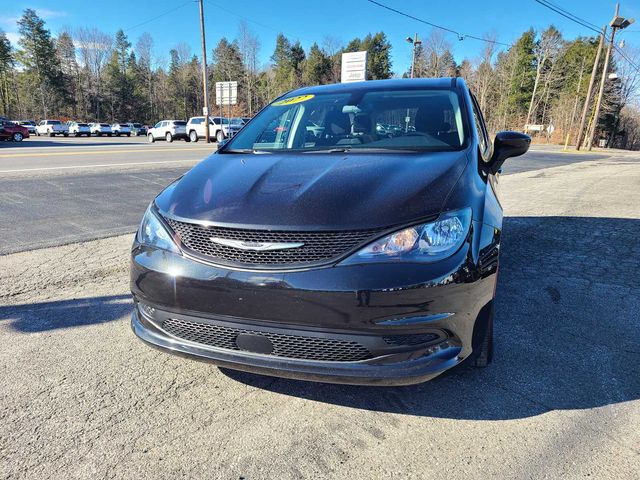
[210,237,304,251]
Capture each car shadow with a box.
[0,295,132,332]
[222,216,640,420]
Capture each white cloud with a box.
[5,32,20,46]
[35,9,68,20]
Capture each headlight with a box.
[342,208,471,264]
[136,205,180,253]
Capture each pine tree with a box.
[16,9,65,118]
[345,32,392,80]
[0,30,15,117]
[271,34,294,93]
[302,43,332,86]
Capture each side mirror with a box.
[217,138,230,150]
[489,131,531,174]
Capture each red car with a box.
[0,120,30,142]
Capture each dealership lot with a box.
[1,142,639,478]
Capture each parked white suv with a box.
[69,122,91,136]
[36,120,69,137]
[186,116,241,142]
[147,120,188,143]
[17,120,36,134]
[89,123,113,136]
[111,123,131,136]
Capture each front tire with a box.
[36,130,40,136]
[49,131,55,137]
[216,130,224,142]
[165,132,173,143]
[147,134,155,143]
[126,133,131,137]
[12,132,24,142]
[63,133,69,137]
[189,130,198,142]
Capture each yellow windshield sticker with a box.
[272,94,315,106]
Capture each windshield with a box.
[133,123,142,128]
[212,117,229,125]
[49,120,61,125]
[100,123,110,127]
[223,88,466,152]
[173,121,187,126]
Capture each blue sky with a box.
[2,0,638,73]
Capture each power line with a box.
[532,0,602,35]
[532,0,640,74]
[537,0,600,31]
[365,0,512,47]
[204,0,316,44]
[124,1,194,33]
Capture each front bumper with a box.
[130,223,499,385]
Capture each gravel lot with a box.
[1,153,639,479]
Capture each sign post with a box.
[215,81,238,140]
[340,51,367,83]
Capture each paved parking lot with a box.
[1,142,639,478]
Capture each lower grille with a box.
[162,317,372,362]
[164,216,386,268]
[383,333,440,346]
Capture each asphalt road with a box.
[1,153,638,479]
[0,137,625,254]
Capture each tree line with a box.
[0,8,638,149]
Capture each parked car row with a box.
[2,116,252,143]
[147,116,250,143]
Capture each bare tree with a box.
[322,35,343,83]
[75,27,113,120]
[525,26,562,128]
[237,21,260,115]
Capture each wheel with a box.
[49,131,55,137]
[184,137,191,142]
[97,132,102,137]
[74,132,79,137]
[216,130,224,142]
[12,132,24,142]
[472,301,494,367]
[115,131,120,137]
[63,133,68,137]
[189,130,198,142]
[126,133,131,137]
[165,132,173,143]
[107,133,112,137]
[36,130,40,136]
[147,133,155,143]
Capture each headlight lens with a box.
[137,205,180,253]
[342,208,471,264]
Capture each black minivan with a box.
[130,78,530,385]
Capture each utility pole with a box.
[198,0,210,143]
[575,25,605,150]
[406,33,421,78]
[586,3,635,151]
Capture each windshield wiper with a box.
[303,147,352,154]
[220,148,272,154]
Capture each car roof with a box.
[287,77,463,97]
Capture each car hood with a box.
[155,150,469,230]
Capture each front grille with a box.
[164,217,386,267]
[162,317,372,362]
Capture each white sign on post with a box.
[215,81,238,105]
[341,51,367,83]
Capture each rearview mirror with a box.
[489,131,531,174]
